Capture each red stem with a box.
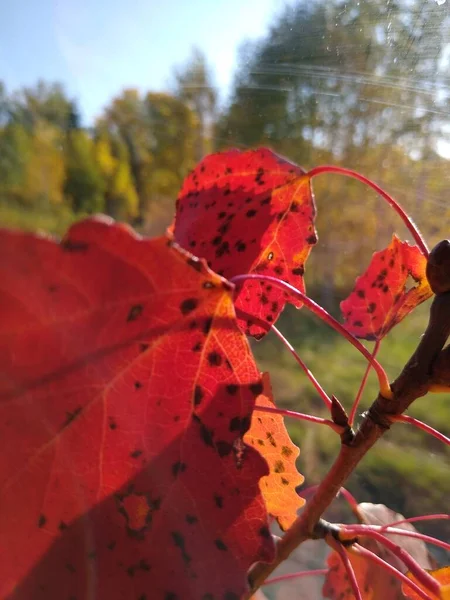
[337,487,359,513]
[306,165,429,258]
[342,523,450,553]
[253,404,342,432]
[349,340,381,426]
[329,538,363,600]
[393,414,450,447]
[271,325,332,409]
[341,525,449,584]
[351,544,433,600]
[381,514,450,530]
[262,568,328,587]
[230,273,392,399]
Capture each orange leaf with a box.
[323,550,373,600]
[341,235,432,340]
[244,372,305,530]
[402,567,450,600]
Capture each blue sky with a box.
[0,0,288,126]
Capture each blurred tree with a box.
[101,89,153,221]
[218,0,450,299]
[94,130,138,219]
[0,122,31,202]
[174,48,217,159]
[0,82,11,127]
[146,92,196,190]
[143,92,198,232]
[10,81,80,131]
[64,130,105,213]
[21,122,65,207]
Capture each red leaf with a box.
[244,373,305,530]
[173,148,317,338]
[0,217,274,600]
[341,235,432,341]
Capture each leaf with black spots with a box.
[172,148,317,338]
[244,373,304,530]
[0,217,274,600]
[341,235,432,340]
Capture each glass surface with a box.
[2,1,449,598]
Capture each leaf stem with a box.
[306,165,429,258]
[349,340,381,426]
[271,325,332,409]
[341,524,450,570]
[339,523,450,552]
[380,514,450,530]
[337,487,359,513]
[253,404,343,433]
[350,544,434,600]
[392,414,450,447]
[328,537,362,600]
[230,273,392,399]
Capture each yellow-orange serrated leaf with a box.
[402,566,450,600]
[244,372,304,530]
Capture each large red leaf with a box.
[172,148,317,338]
[0,217,275,600]
[341,235,432,341]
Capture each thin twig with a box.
[230,274,392,398]
[253,404,342,432]
[349,340,381,426]
[306,165,429,257]
[271,325,332,409]
[392,414,450,446]
[328,537,362,600]
[340,523,450,554]
[381,514,450,530]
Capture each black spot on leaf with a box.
[202,317,213,335]
[61,239,89,252]
[281,445,293,457]
[172,461,187,476]
[214,539,228,551]
[127,304,143,322]
[207,351,222,367]
[38,514,47,528]
[226,384,238,395]
[180,298,199,316]
[186,514,198,525]
[194,385,204,406]
[274,460,285,473]
[249,382,263,396]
